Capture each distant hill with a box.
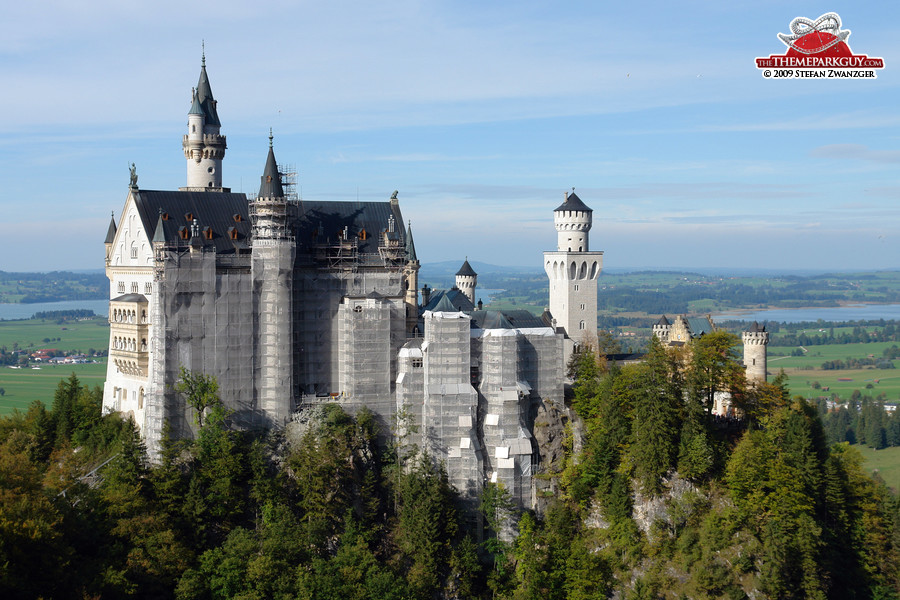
[0,271,108,303]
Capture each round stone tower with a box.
[250,134,295,426]
[652,315,671,344]
[742,322,769,383]
[455,258,477,304]
[554,190,592,252]
[543,190,604,364]
[182,51,227,191]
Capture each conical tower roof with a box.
[152,209,167,244]
[456,258,477,277]
[104,212,117,244]
[405,221,417,262]
[554,191,592,213]
[258,134,284,199]
[194,52,221,127]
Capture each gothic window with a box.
[131,282,138,294]
[131,246,138,259]
[411,358,423,368]
[353,305,363,313]
[144,283,152,295]
[118,282,125,294]
[573,284,579,291]
[580,303,586,310]
[579,320,586,330]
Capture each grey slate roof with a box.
[748,321,765,333]
[431,294,459,313]
[152,210,167,244]
[554,191,592,213]
[297,200,404,255]
[422,288,475,313]
[111,293,148,303]
[471,309,548,330]
[657,315,670,326]
[258,143,284,199]
[195,59,220,127]
[456,259,477,277]
[405,222,417,262]
[133,190,252,254]
[105,213,117,244]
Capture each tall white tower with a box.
[742,322,769,383]
[182,51,227,191]
[543,191,603,361]
[455,258,477,305]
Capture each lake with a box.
[714,303,900,324]
[0,299,109,321]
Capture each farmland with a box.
[0,315,109,414]
[0,362,106,414]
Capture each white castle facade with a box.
[102,58,602,510]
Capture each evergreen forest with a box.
[2,333,900,599]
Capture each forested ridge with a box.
[2,340,900,598]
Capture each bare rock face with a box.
[631,473,700,539]
[531,397,583,514]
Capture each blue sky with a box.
[2,1,898,272]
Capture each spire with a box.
[152,208,167,244]
[258,133,285,199]
[405,221,418,262]
[188,87,204,116]
[105,211,117,244]
[195,48,220,127]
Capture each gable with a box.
[110,191,154,267]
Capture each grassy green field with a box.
[0,316,109,353]
[767,341,900,401]
[780,368,900,402]
[0,316,110,414]
[769,341,898,369]
[0,361,107,414]
[854,444,900,493]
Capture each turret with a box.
[455,258,477,304]
[554,190,592,252]
[182,49,227,191]
[404,221,420,334]
[250,133,295,426]
[250,132,291,241]
[742,322,769,383]
[105,211,117,265]
[652,315,671,344]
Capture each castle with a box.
[102,56,603,510]
[653,315,770,414]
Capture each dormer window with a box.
[228,227,238,240]
[184,212,193,222]
[179,226,189,240]
[233,214,242,222]
[358,228,368,240]
[203,226,213,240]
